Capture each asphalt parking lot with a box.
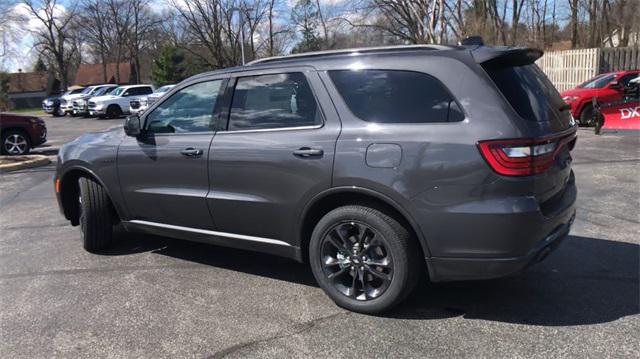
[1,112,638,358]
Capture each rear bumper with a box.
[426,211,574,281]
[422,170,577,282]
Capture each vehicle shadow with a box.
[103,232,638,326]
[392,235,639,326]
[103,226,318,287]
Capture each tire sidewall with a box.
[107,105,121,118]
[580,104,594,126]
[309,206,413,313]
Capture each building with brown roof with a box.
[74,63,132,86]
[7,70,60,109]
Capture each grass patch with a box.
[9,107,45,114]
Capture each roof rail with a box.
[247,44,457,65]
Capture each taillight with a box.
[478,130,577,176]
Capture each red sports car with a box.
[561,69,640,126]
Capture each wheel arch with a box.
[58,165,121,226]
[297,186,432,264]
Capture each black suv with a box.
[55,45,577,313]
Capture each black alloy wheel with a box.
[309,205,420,314]
[320,221,394,300]
[106,105,122,119]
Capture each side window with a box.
[619,74,638,87]
[146,80,222,134]
[228,72,321,131]
[328,70,462,123]
[141,87,153,95]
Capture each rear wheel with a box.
[78,177,114,252]
[106,105,122,119]
[309,205,420,314]
[1,130,31,155]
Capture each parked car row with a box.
[129,84,176,115]
[42,84,162,119]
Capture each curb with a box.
[0,155,51,173]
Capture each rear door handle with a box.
[181,148,203,157]
[293,147,324,158]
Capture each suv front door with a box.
[118,78,226,229]
[208,69,340,245]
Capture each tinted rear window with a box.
[483,64,564,122]
[329,70,463,123]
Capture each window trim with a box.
[142,78,228,136]
[327,68,465,124]
[218,71,326,134]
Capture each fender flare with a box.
[297,185,432,257]
[58,163,124,221]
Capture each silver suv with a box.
[55,45,577,313]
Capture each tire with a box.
[1,129,31,155]
[52,107,65,117]
[78,177,114,252]
[579,104,595,127]
[106,105,122,119]
[309,205,421,314]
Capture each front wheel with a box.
[579,104,595,127]
[106,105,122,119]
[52,107,65,117]
[78,177,114,252]
[309,205,421,314]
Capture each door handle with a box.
[293,147,324,158]
[180,148,203,157]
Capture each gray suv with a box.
[55,45,577,313]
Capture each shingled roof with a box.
[74,63,131,86]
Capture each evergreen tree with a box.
[0,72,11,111]
[151,45,187,86]
[33,57,47,72]
[291,0,323,54]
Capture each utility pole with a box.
[231,7,253,65]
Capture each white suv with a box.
[88,85,154,118]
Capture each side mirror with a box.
[609,80,621,89]
[124,115,142,137]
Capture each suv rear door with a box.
[207,68,340,245]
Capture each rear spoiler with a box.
[471,47,543,68]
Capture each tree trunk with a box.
[570,0,578,48]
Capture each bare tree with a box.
[169,0,231,68]
[80,0,111,82]
[106,0,133,82]
[128,0,161,83]
[22,0,79,90]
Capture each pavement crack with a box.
[207,311,349,359]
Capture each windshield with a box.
[94,86,114,96]
[578,73,616,89]
[156,85,174,93]
[70,88,85,94]
[111,87,125,96]
[81,87,95,94]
